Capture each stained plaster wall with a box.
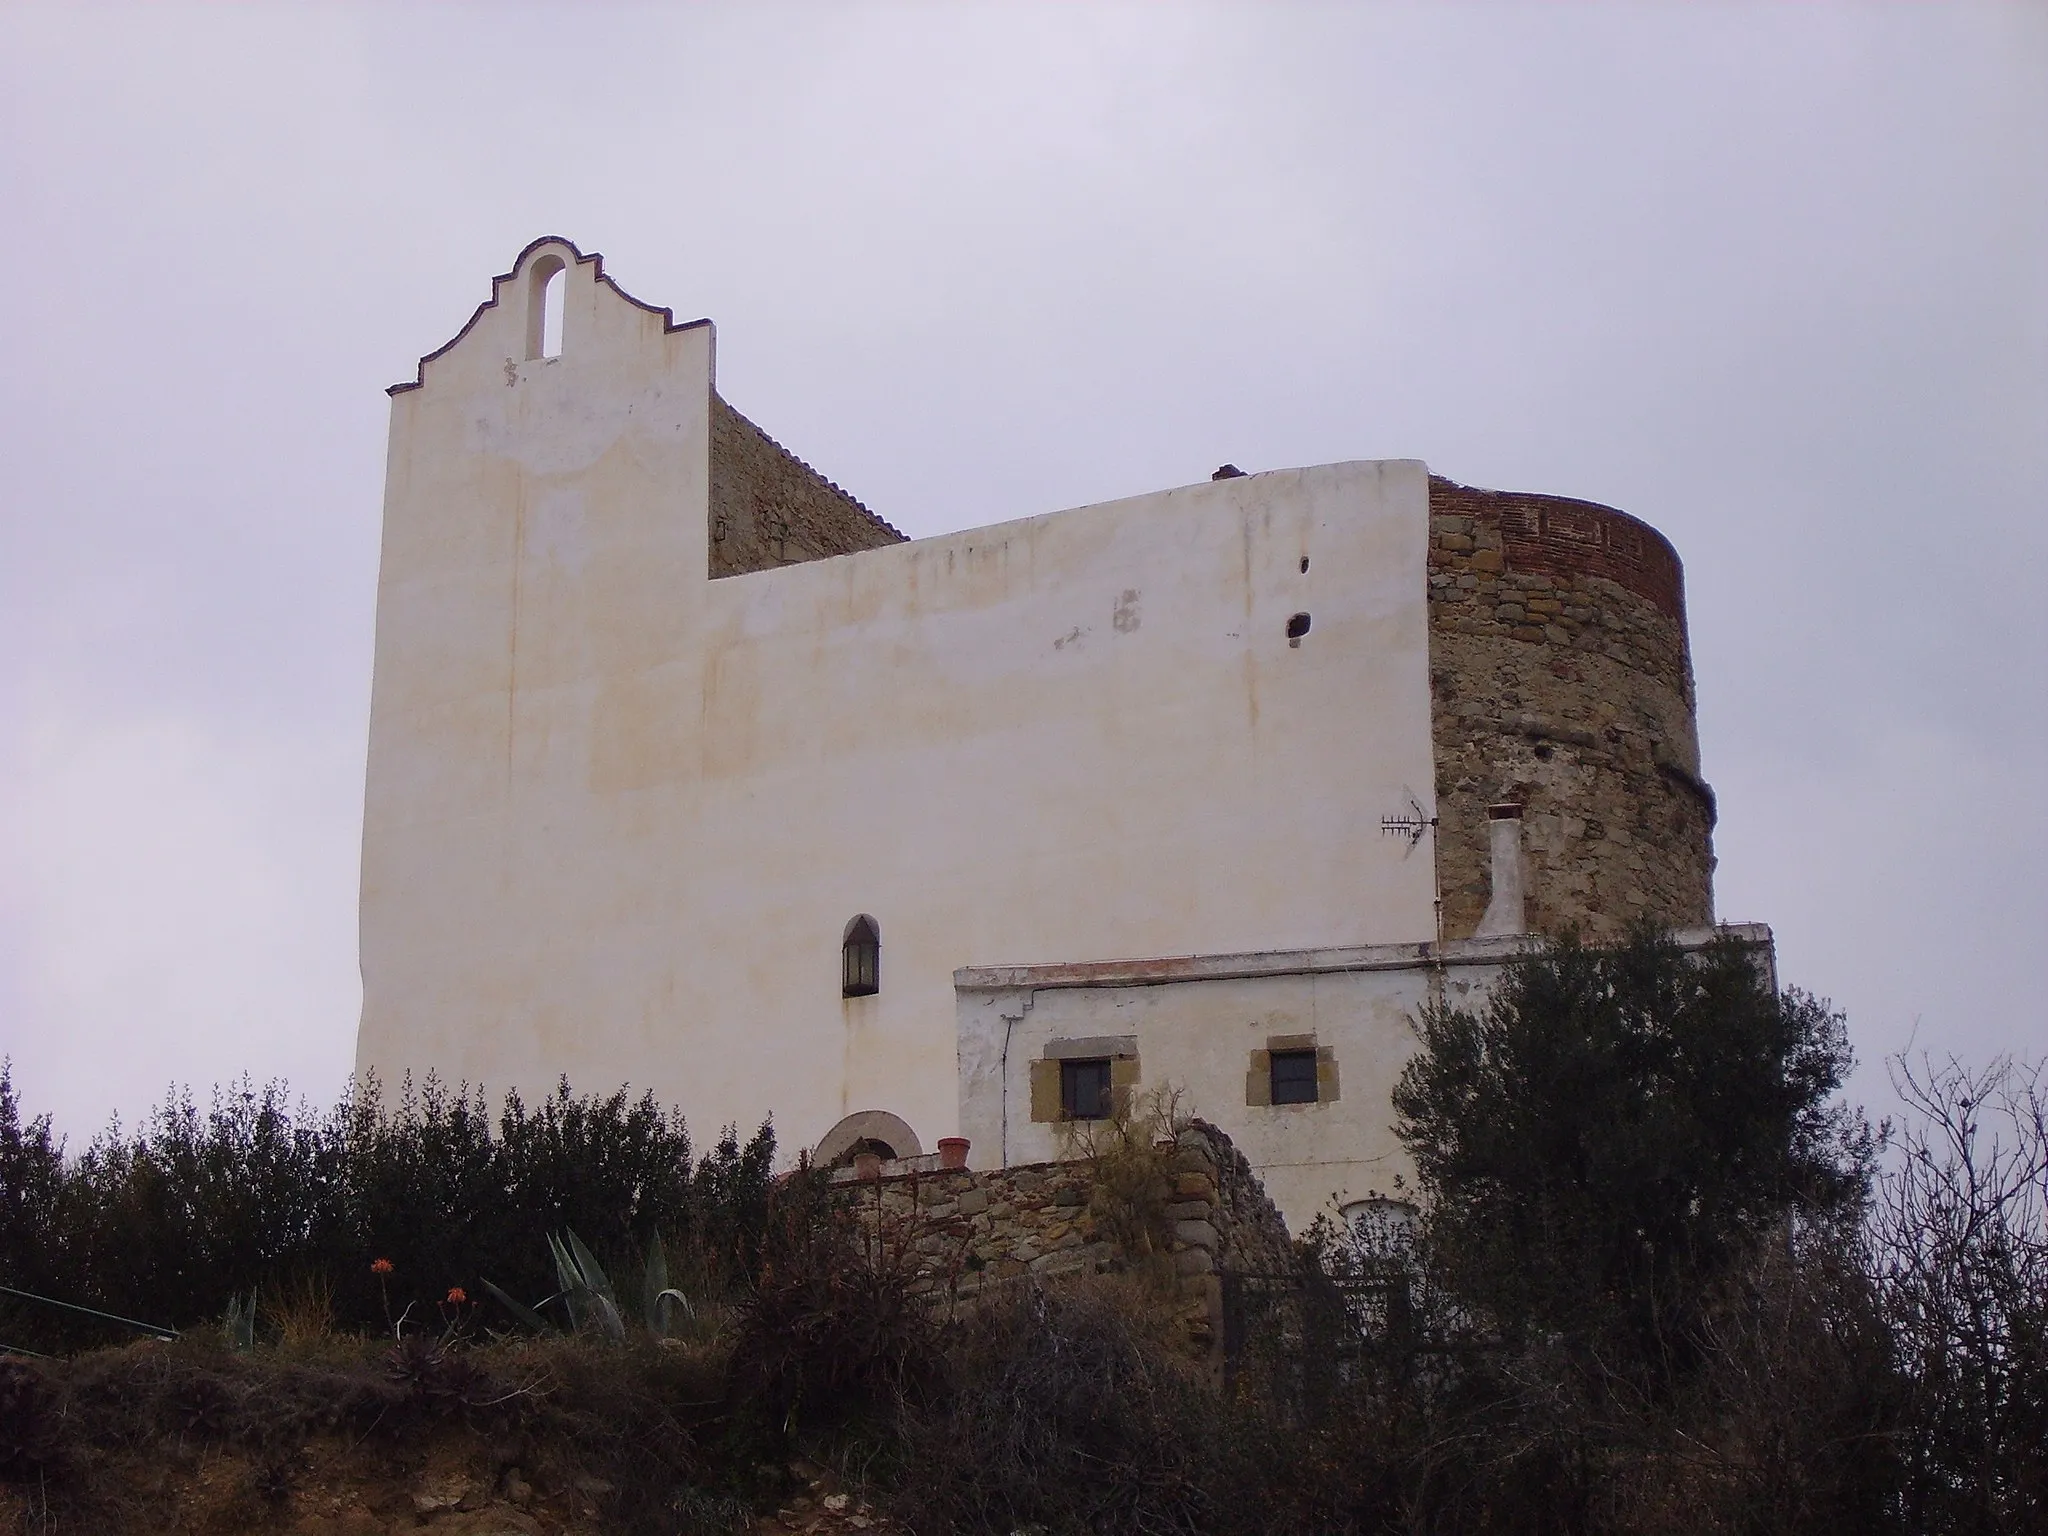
[357,238,1441,1165]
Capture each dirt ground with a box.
[0,1433,903,1536]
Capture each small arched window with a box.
[525,253,566,360]
[842,914,880,998]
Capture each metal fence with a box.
[0,1282,177,1357]
[1220,1268,1415,1404]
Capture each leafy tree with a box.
[1392,927,1869,1382]
[0,1063,67,1308]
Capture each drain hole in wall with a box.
[1286,612,1311,646]
[1299,556,1310,573]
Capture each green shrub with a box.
[1392,926,1870,1383]
[0,1061,772,1352]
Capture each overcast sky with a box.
[1,4,2042,1142]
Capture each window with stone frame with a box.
[1061,1057,1114,1121]
[1269,1048,1320,1105]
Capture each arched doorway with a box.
[814,1109,922,1168]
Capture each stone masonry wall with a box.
[709,395,905,577]
[834,1121,1295,1363]
[1427,476,1716,941]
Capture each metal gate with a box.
[1220,1268,1414,1405]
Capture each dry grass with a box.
[1056,1085,1188,1269]
[257,1273,337,1354]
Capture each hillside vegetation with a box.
[2,932,2043,1535]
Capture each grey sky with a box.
[2,4,2042,1140]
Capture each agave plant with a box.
[221,1290,257,1353]
[482,1227,642,1344]
[641,1231,695,1340]
[550,1230,626,1342]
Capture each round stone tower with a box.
[1427,476,1716,941]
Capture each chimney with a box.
[1473,803,1527,937]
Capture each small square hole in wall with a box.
[1270,1049,1319,1105]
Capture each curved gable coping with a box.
[387,234,711,397]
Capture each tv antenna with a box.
[1380,793,1438,857]
[1381,789,1445,944]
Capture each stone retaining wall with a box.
[1427,476,1716,941]
[832,1121,1295,1362]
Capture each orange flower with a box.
[445,1287,467,1305]
[370,1257,394,1276]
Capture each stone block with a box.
[955,1188,988,1216]
[1174,1246,1215,1276]
[1165,1200,1213,1221]
[1174,1219,1220,1251]
[1030,1248,1091,1277]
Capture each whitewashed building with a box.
[357,238,1753,1228]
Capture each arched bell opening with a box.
[525,252,567,360]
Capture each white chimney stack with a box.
[1474,803,1527,937]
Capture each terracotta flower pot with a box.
[853,1151,883,1181]
[937,1136,971,1171]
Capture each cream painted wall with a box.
[358,240,1441,1162]
[957,951,1451,1231]
[955,926,1775,1232]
